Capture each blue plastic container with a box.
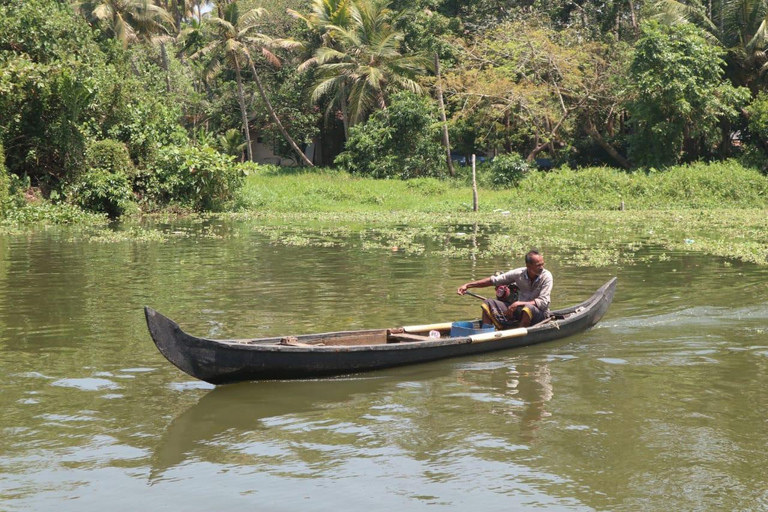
[450,321,495,338]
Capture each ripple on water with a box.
[167,381,215,391]
[51,378,120,391]
[596,358,628,365]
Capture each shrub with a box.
[84,139,134,177]
[65,168,134,218]
[60,139,136,217]
[745,91,768,142]
[489,153,530,188]
[626,22,749,166]
[143,145,244,211]
[335,92,445,179]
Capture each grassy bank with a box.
[238,161,768,212]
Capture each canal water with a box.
[1,218,766,511]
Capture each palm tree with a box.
[290,0,355,139]
[74,0,174,47]
[194,3,313,165]
[76,0,176,92]
[288,0,355,41]
[307,0,433,138]
[217,128,248,160]
[654,0,768,91]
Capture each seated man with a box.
[457,250,552,328]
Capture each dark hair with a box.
[525,249,541,264]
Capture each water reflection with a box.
[149,359,564,494]
[150,374,410,480]
[1,220,768,510]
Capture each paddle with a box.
[464,291,487,301]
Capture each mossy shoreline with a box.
[2,162,766,266]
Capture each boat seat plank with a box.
[309,332,389,346]
[387,333,434,343]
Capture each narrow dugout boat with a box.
[145,277,616,385]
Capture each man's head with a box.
[525,250,545,279]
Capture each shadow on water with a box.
[149,367,449,481]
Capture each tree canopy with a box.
[2,0,768,217]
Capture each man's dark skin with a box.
[457,253,546,328]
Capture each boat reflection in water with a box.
[150,356,561,483]
[149,370,431,480]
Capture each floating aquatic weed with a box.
[564,248,622,267]
[84,227,170,243]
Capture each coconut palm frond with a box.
[314,47,348,64]
[347,79,377,124]
[653,0,717,32]
[92,3,113,23]
[261,47,281,67]
[270,37,304,51]
[365,66,385,92]
[239,7,268,28]
[114,13,135,47]
[311,75,346,103]
[206,16,236,38]
[747,18,768,52]
[298,57,318,72]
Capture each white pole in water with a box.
[472,154,478,212]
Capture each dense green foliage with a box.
[335,92,444,179]
[143,145,245,210]
[2,0,768,222]
[488,154,530,188]
[626,22,748,166]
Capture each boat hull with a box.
[146,278,616,384]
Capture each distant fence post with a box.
[472,154,478,212]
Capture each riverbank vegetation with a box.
[1,0,768,228]
[239,160,768,212]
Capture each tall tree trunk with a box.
[628,0,638,34]
[234,58,254,162]
[585,119,631,169]
[249,62,314,167]
[719,117,732,158]
[504,110,512,153]
[434,53,455,177]
[340,83,349,141]
[160,42,171,93]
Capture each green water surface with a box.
[1,218,766,511]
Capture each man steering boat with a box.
[457,249,552,329]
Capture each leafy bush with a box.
[514,160,768,209]
[626,21,749,167]
[743,92,768,172]
[143,145,244,211]
[65,168,135,218]
[60,139,137,218]
[84,139,134,176]
[746,91,768,142]
[335,92,445,179]
[489,153,530,188]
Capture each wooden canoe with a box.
[145,277,616,384]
